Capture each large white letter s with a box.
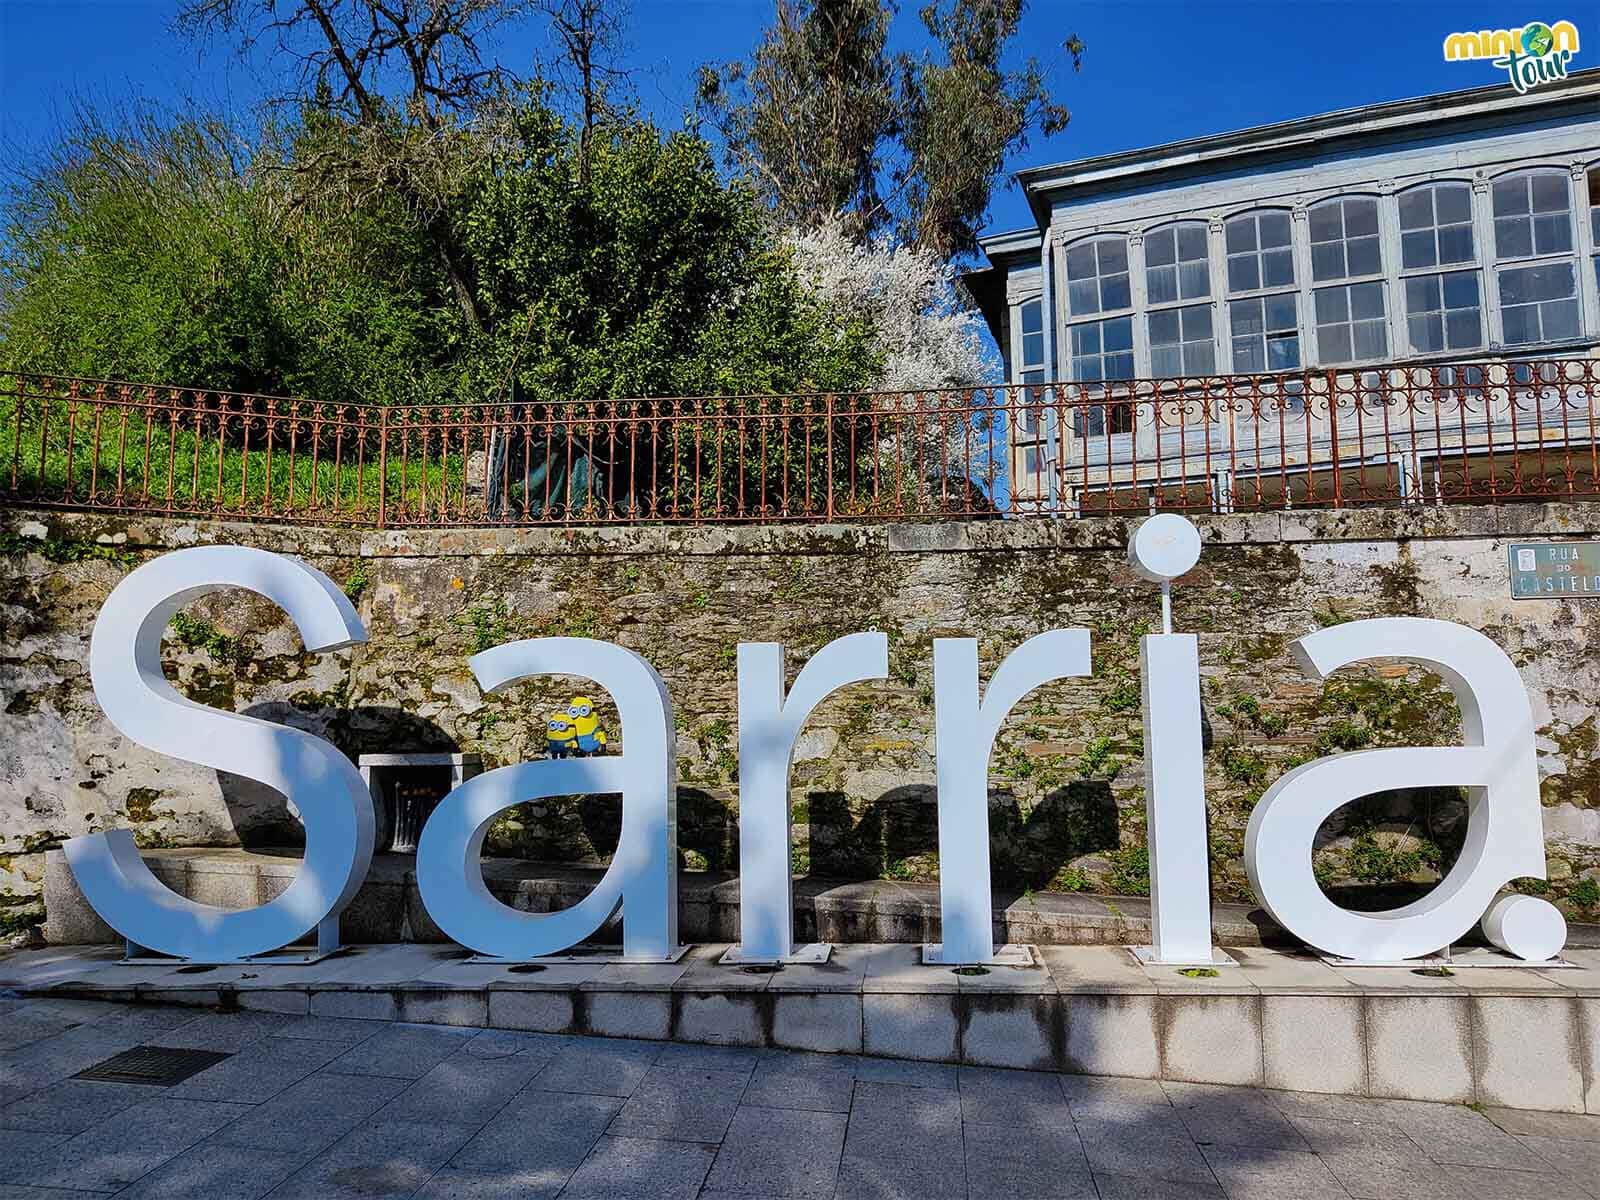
[67,546,373,961]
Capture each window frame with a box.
[1141,220,1217,381]
[1395,180,1484,357]
[1489,167,1582,348]
[1060,233,1138,440]
[1307,193,1390,365]
[1222,207,1302,377]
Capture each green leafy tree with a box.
[698,0,1084,259]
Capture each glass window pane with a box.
[1544,298,1580,340]
[1436,184,1472,225]
[1531,173,1569,213]
[1225,218,1255,253]
[1402,230,1436,270]
[1178,260,1210,299]
[1436,223,1474,264]
[1533,213,1573,255]
[1493,177,1528,216]
[1072,323,1100,354]
[1145,228,1176,267]
[1076,356,1103,382]
[1068,279,1098,315]
[1405,275,1440,312]
[1149,309,1180,344]
[1228,256,1259,292]
[1399,190,1433,230]
[1260,211,1291,247]
[1177,224,1207,261]
[1409,313,1444,353]
[1262,249,1294,287]
[1147,266,1177,305]
[1347,236,1381,277]
[1445,309,1481,349]
[1181,304,1212,339]
[1501,304,1537,345]
[1021,332,1043,367]
[1267,333,1300,370]
[1441,270,1478,309]
[1187,341,1216,375]
[1107,351,1134,379]
[1311,242,1344,281]
[1345,197,1379,237]
[1066,242,1097,278]
[1265,293,1297,330]
[1020,300,1042,335]
[1495,217,1533,258]
[1314,286,1348,323]
[1102,273,1131,311]
[1104,317,1134,352]
[1099,239,1127,273]
[1233,336,1264,372]
[1231,298,1264,336]
[1152,346,1183,377]
[1319,324,1353,363]
[1353,319,1387,359]
[1309,203,1342,243]
[1350,281,1385,320]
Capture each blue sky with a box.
[0,1,1568,239]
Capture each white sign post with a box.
[1127,515,1229,966]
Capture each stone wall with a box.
[4,503,1600,934]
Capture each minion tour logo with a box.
[1444,19,1580,92]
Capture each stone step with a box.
[5,941,1599,1115]
[43,847,1293,949]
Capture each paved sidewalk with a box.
[2,996,1598,1199]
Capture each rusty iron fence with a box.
[2,361,1597,527]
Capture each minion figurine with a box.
[546,711,579,758]
[566,695,609,756]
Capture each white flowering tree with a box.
[788,222,1005,508]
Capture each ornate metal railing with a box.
[2,360,1597,526]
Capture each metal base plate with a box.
[718,943,833,966]
[922,943,1038,967]
[1129,946,1238,967]
[1321,948,1575,969]
[466,944,692,966]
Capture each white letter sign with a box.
[416,637,681,961]
[1245,617,1564,962]
[66,547,373,961]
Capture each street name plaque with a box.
[1509,542,1600,598]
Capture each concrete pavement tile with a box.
[1091,1174,1225,1198]
[963,1119,1095,1198]
[1199,1144,1350,1200]
[650,1041,761,1073]
[463,1029,574,1059]
[209,1070,411,1154]
[1431,1163,1591,1199]
[833,1147,966,1199]
[741,1052,856,1113]
[450,1089,622,1173]
[532,1039,661,1097]
[560,1134,715,1198]
[606,1065,749,1142]
[152,1011,292,1051]
[270,1015,385,1045]
[0,1077,159,1134]
[957,1065,1071,1128]
[1163,1083,1310,1151]
[1291,1116,1464,1199]
[1483,1107,1600,1140]
[703,1106,846,1197]
[0,1127,72,1183]
[27,1096,253,1192]
[321,1022,478,1079]
[265,1117,479,1200]
[0,1016,82,1052]
[1072,1118,1215,1183]
[1514,1132,1600,1178]
[1060,1074,1174,1120]
[412,1165,567,1198]
[1376,1098,1545,1169]
[0,1022,150,1089]
[114,1142,312,1199]
[379,1051,548,1125]
[852,1056,957,1090]
[167,1035,349,1102]
[844,1081,961,1147]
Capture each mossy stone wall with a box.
[4,504,1600,931]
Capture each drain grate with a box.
[74,1045,232,1086]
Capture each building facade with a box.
[967,70,1600,513]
